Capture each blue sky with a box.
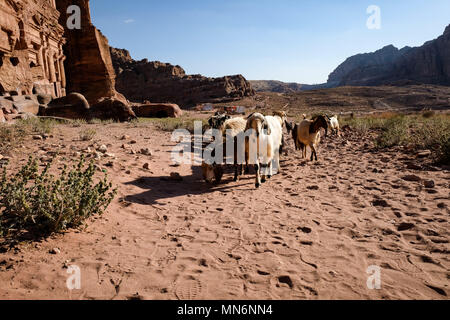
[90,0,450,84]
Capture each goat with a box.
[293,115,328,161]
[245,112,283,188]
[202,117,247,183]
[202,139,237,184]
[273,111,288,154]
[208,112,230,130]
[326,115,341,136]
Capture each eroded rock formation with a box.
[54,0,135,120]
[328,24,450,87]
[0,0,66,97]
[55,0,127,105]
[110,47,255,107]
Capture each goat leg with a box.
[310,145,315,162]
[255,164,261,188]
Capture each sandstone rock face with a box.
[55,0,135,121]
[0,0,66,97]
[328,24,450,87]
[132,103,183,118]
[110,48,255,107]
[56,0,128,106]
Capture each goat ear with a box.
[263,121,271,135]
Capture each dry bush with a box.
[79,128,97,141]
[142,117,208,133]
[343,113,449,163]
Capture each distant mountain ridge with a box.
[249,80,331,93]
[253,24,450,93]
[329,24,450,87]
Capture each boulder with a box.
[0,109,5,123]
[36,94,53,105]
[4,95,25,103]
[89,98,136,122]
[132,103,183,118]
[42,92,90,119]
[0,98,14,113]
[13,99,40,115]
[6,112,36,121]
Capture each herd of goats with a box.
[201,111,341,188]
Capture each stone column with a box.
[59,56,66,88]
[37,45,44,69]
[48,51,56,83]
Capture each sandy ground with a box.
[0,119,449,300]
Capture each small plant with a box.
[343,113,449,164]
[87,118,115,125]
[0,123,28,155]
[72,119,87,128]
[441,137,450,165]
[375,116,410,148]
[0,156,117,240]
[142,117,207,133]
[19,118,57,135]
[341,116,387,134]
[422,110,435,119]
[79,128,97,141]
[0,118,60,155]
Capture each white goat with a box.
[221,117,247,137]
[245,112,284,188]
[326,115,341,136]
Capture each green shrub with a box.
[343,113,449,163]
[79,128,97,141]
[341,117,387,134]
[375,116,410,148]
[0,156,117,239]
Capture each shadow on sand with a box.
[124,164,255,205]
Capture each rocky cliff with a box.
[328,24,450,87]
[110,48,255,107]
[56,0,127,105]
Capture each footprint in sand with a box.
[175,278,204,300]
[219,280,245,297]
[277,275,294,289]
[298,227,312,234]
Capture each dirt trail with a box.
[0,122,448,300]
